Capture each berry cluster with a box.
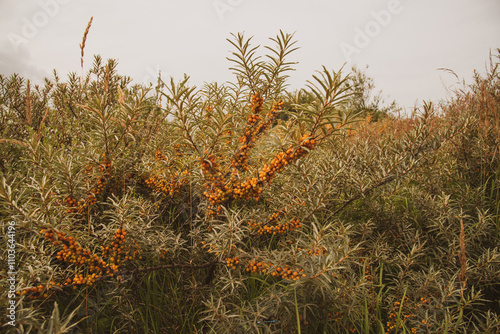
[156,146,185,161]
[20,228,140,299]
[244,260,306,281]
[145,170,189,197]
[204,104,214,119]
[101,228,140,270]
[78,153,113,213]
[305,246,328,256]
[16,281,60,299]
[71,273,100,287]
[19,229,108,298]
[245,259,271,274]
[94,154,113,194]
[268,264,306,281]
[363,258,373,281]
[41,229,107,271]
[200,153,232,216]
[225,256,240,270]
[232,143,252,172]
[249,92,263,114]
[172,144,184,157]
[295,246,329,257]
[155,150,166,161]
[386,296,431,334]
[248,219,302,235]
[64,196,78,214]
[232,95,283,172]
[231,176,263,202]
[273,266,305,280]
[247,201,307,235]
[257,133,316,185]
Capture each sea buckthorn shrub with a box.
[1,32,499,333]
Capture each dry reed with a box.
[80,17,93,69]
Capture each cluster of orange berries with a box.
[155,146,184,161]
[155,150,167,161]
[200,152,238,216]
[256,134,316,186]
[63,196,78,213]
[58,194,92,215]
[204,104,214,119]
[300,133,317,150]
[247,113,261,128]
[233,96,282,172]
[269,264,306,281]
[101,228,140,269]
[250,93,263,114]
[248,219,302,235]
[145,171,189,197]
[40,229,107,271]
[202,177,230,204]
[267,100,284,126]
[99,154,112,171]
[225,256,240,270]
[77,154,113,213]
[385,296,430,334]
[204,178,264,216]
[19,229,106,298]
[172,144,184,157]
[300,246,328,256]
[243,260,307,281]
[21,228,140,299]
[200,153,220,176]
[203,162,306,217]
[247,202,306,235]
[245,259,271,274]
[71,273,100,287]
[231,177,263,201]
[16,281,60,299]
[158,249,169,260]
[92,154,113,196]
[233,143,252,172]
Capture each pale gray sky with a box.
[1,0,499,112]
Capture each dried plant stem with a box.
[80,17,93,72]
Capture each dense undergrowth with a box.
[1,31,499,333]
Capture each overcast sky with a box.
[1,0,499,112]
